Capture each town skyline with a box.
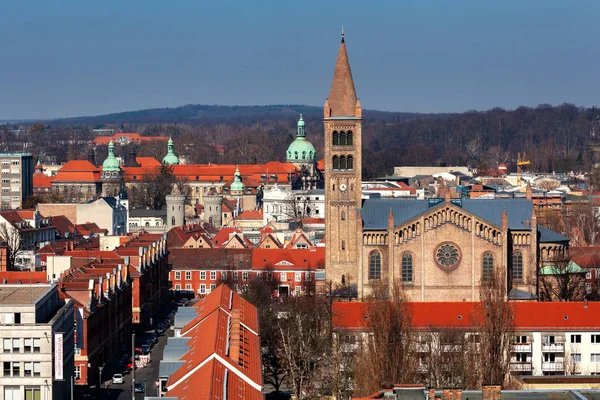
[3,0,600,120]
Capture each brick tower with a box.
[324,29,363,291]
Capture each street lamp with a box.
[143,378,147,395]
[98,364,104,389]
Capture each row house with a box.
[159,284,263,400]
[169,246,324,297]
[58,262,132,387]
[332,301,600,377]
[0,209,56,271]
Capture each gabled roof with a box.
[169,248,252,270]
[76,223,108,236]
[538,225,570,243]
[53,160,101,183]
[285,229,313,249]
[49,215,76,238]
[236,209,263,221]
[33,172,54,188]
[212,227,252,248]
[333,301,600,331]
[252,247,325,270]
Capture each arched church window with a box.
[302,151,306,159]
[402,253,413,282]
[333,156,340,170]
[340,131,347,146]
[341,275,346,285]
[341,211,346,220]
[347,156,353,170]
[294,151,298,159]
[145,222,150,228]
[171,216,176,226]
[333,131,339,146]
[512,252,523,281]
[340,156,347,170]
[482,253,494,282]
[347,131,353,145]
[369,252,381,280]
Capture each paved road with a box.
[74,311,175,400]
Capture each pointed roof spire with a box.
[328,30,358,117]
[341,26,345,42]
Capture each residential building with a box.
[0,153,34,210]
[128,209,167,233]
[332,301,600,377]
[262,186,325,225]
[0,284,74,400]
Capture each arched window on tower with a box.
[302,151,306,159]
[369,251,381,280]
[171,216,176,226]
[341,211,346,220]
[347,156,353,170]
[339,131,347,146]
[347,131,353,145]
[341,240,346,251]
[339,156,347,170]
[333,156,340,170]
[512,252,523,282]
[294,151,298,159]
[482,253,494,282]
[402,253,413,282]
[333,131,339,146]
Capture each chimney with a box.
[228,308,242,364]
[482,385,501,400]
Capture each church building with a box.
[323,32,570,301]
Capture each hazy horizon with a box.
[2,0,600,120]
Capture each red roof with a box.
[53,160,100,183]
[236,209,263,220]
[212,227,253,248]
[136,157,162,167]
[92,133,169,145]
[0,272,47,284]
[76,223,108,236]
[252,247,324,270]
[333,301,600,331]
[33,172,54,188]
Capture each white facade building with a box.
[262,186,325,225]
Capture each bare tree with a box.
[352,280,419,397]
[564,343,581,376]
[539,256,587,302]
[472,271,514,388]
[276,294,331,399]
[282,192,316,228]
[0,222,23,270]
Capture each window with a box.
[369,252,381,280]
[571,334,582,343]
[3,362,9,376]
[333,131,339,146]
[339,131,347,145]
[4,387,20,400]
[544,353,556,362]
[333,156,340,170]
[341,240,345,251]
[281,272,287,281]
[592,335,600,344]
[515,335,528,344]
[175,271,181,280]
[295,273,302,282]
[185,271,191,280]
[267,272,273,281]
[24,387,40,400]
[210,284,216,291]
[305,272,310,281]
[75,366,81,380]
[3,338,9,353]
[242,272,249,281]
[12,339,19,353]
[171,216,175,226]
[515,353,528,362]
[199,284,206,294]
[592,354,600,363]
[347,156,353,170]
[200,271,206,280]
[14,313,20,324]
[185,284,192,290]
[24,362,32,377]
[482,253,494,282]
[175,284,181,290]
[210,271,216,280]
[221,271,227,280]
[33,338,40,353]
[12,362,19,377]
[24,338,31,352]
[347,131,353,145]
[571,353,582,363]
[401,253,413,282]
[512,252,523,281]
[341,211,345,220]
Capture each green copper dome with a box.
[102,140,121,172]
[230,166,245,192]
[286,114,316,163]
[162,136,179,165]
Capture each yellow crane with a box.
[517,152,531,186]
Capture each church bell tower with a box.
[324,29,362,290]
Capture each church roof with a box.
[538,225,570,243]
[361,198,539,232]
[327,34,358,117]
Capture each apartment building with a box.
[0,284,74,400]
[0,153,33,210]
[333,301,600,377]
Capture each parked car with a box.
[112,374,124,384]
[134,383,145,393]
[141,344,151,354]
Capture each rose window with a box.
[435,243,461,269]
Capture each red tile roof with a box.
[212,227,253,248]
[0,272,47,284]
[252,247,324,270]
[33,172,54,188]
[136,157,162,167]
[53,160,101,183]
[236,209,263,220]
[333,301,600,331]
[169,248,252,270]
[75,223,108,236]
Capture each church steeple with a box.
[328,28,358,117]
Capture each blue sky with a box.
[1,0,599,119]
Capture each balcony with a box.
[510,362,532,373]
[513,343,532,353]
[541,362,564,372]
[541,343,564,352]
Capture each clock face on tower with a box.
[339,183,347,192]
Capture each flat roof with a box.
[0,285,53,305]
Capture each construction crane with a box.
[517,152,531,186]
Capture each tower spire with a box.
[327,29,357,117]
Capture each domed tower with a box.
[101,140,123,197]
[286,115,321,189]
[162,137,180,165]
[230,166,245,195]
[203,184,223,228]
